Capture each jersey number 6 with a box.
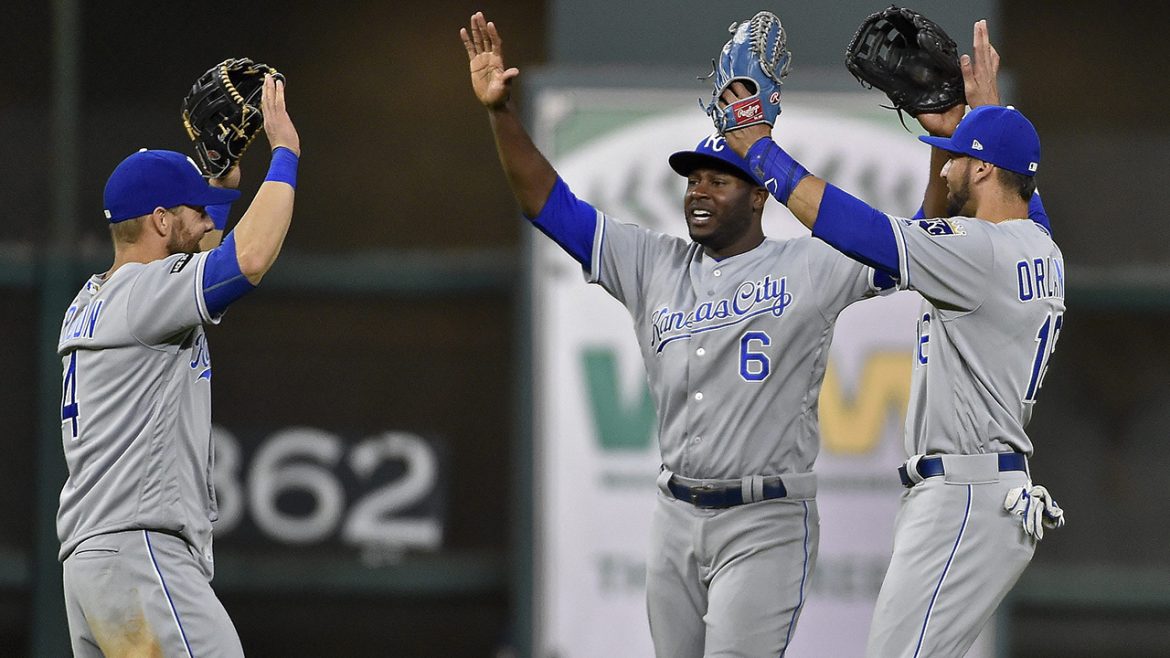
[740,331,772,382]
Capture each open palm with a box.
[461,12,519,109]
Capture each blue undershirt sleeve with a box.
[811,184,900,278]
[1028,190,1051,233]
[528,177,598,267]
[202,232,256,317]
[206,202,233,231]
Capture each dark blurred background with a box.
[2,1,1168,656]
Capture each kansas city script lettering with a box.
[651,275,792,351]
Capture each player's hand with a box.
[262,73,301,156]
[961,19,1000,108]
[916,20,999,138]
[461,12,520,110]
[916,103,965,137]
[718,81,772,156]
[209,165,241,189]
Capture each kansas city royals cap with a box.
[102,149,242,223]
[918,105,1041,176]
[669,134,760,184]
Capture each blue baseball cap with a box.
[918,105,1041,176]
[669,134,759,183]
[103,149,241,223]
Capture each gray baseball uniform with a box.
[57,250,242,657]
[866,216,1065,657]
[587,213,885,657]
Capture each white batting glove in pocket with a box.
[1004,484,1066,541]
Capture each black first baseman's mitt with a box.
[845,6,963,118]
[181,58,282,177]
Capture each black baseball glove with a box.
[181,58,282,178]
[845,6,963,118]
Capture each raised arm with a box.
[230,74,300,284]
[718,19,1020,274]
[199,166,241,252]
[915,19,1000,218]
[461,12,557,218]
[722,112,822,230]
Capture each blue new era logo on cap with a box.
[918,105,1041,176]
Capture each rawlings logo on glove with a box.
[704,11,791,134]
[182,58,282,178]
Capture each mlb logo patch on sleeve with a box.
[915,218,965,237]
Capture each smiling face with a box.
[683,166,766,258]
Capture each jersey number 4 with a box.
[1024,312,1063,403]
[62,351,80,439]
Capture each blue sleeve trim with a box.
[811,184,900,277]
[529,177,597,267]
[206,203,233,231]
[264,147,299,189]
[873,269,897,291]
[746,138,810,204]
[1028,190,1051,234]
[202,232,256,317]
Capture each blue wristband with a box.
[264,147,299,188]
[746,138,810,205]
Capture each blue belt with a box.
[666,477,788,509]
[898,452,1027,488]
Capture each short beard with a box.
[946,176,971,216]
[166,231,201,255]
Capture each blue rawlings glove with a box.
[704,11,792,134]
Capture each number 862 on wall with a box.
[211,426,446,556]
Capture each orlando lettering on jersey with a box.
[60,301,104,341]
[651,275,793,352]
[1016,255,1065,302]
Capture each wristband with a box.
[264,147,299,189]
[746,138,809,205]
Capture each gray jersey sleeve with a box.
[805,239,883,319]
[888,216,994,312]
[126,252,218,344]
[587,215,690,313]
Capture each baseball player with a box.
[462,12,902,656]
[57,74,298,657]
[720,20,1066,658]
